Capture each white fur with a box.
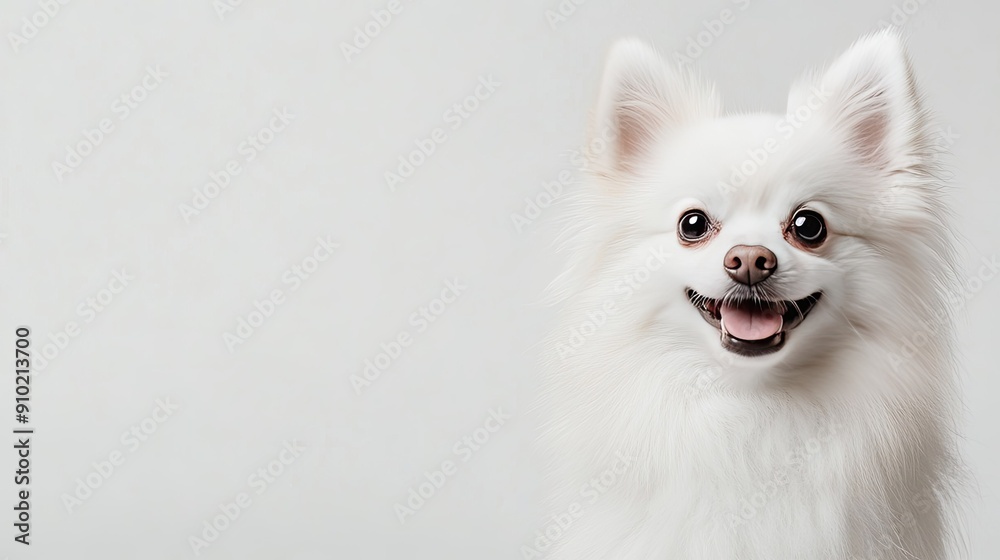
[538,30,964,559]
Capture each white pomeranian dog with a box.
[538,29,963,560]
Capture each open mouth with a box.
[686,289,822,357]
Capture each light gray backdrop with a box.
[0,0,996,558]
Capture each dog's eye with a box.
[678,210,711,242]
[791,209,826,246]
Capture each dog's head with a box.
[564,30,953,389]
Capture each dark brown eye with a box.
[679,210,711,242]
[790,209,826,246]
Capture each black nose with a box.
[724,245,777,286]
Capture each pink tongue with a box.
[720,303,783,341]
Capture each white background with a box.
[0,0,997,558]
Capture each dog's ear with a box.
[593,39,719,174]
[791,29,929,173]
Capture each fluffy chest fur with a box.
[542,299,951,559]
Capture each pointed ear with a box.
[593,39,719,174]
[791,29,930,173]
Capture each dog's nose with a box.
[724,245,777,286]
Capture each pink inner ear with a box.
[613,99,663,171]
[854,110,890,169]
[615,107,645,167]
[844,86,894,171]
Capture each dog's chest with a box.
[650,413,851,554]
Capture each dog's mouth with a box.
[686,289,822,357]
